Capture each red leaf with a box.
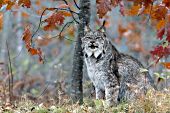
[157,27,165,40]
[96,0,112,18]
[150,45,170,62]
[43,11,65,31]
[18,0,31,8]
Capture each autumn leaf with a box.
[151,5,167,20]
[156,19,165,30]
[163,0,170,8]
[157,27,165,40]
[125,5,140,16]
[6,1,14,10]
[43,11,70,31]
[22,26,32,49]
[161,62,170,69]
[18,0,31,8]
[96,0,112,18]
[22,26,43,63]
[150,45,170,62]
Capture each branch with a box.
[62,0,79,24]
[31,8,47,39]
[6,41,13,100]
[73,0,80,10]
[31,7,79,41]
[51,20,77,42]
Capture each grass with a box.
[0,88,170,113]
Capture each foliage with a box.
[0,0,169,63]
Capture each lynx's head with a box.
[81,24,109,59]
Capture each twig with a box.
[37,82,50,98]
[73,0,80,10]
[51,20,77,42]
[31,8,48,39]
[31,7,79,41]
[62,0,79,24]
[11,46,24,60]
[6,41,13,100]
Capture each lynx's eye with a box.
[85,36,91,39]
[96,36,101,39]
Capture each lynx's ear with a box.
[98,20,106,33]
[84,25,91,32]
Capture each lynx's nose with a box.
[90,41,95,44]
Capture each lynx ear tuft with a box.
[98,20,106,32]
[84,25,91,32]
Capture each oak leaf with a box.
[43,11,70,31]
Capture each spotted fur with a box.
[81,27,156,106]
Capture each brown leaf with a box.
[125,5,141,16]
[6,1,14,10]
[43,11,65,31]
[96,0,112,18]
[18,0,31,8]
[22,26,32,48]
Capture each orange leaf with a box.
[161,62,170,69]
[28,48,39,55]
[59,11,72,17]
[22,26,31,48]
[6,1,14,10]
[18,0,31,8]
[156,19,165,30]
[125,5,140,16]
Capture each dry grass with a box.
[0,88,170,113]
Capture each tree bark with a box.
[71,0,90,104]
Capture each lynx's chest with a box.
[84,57,110,89]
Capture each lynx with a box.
[81,24,156,106]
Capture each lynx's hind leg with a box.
[95,88,105,99]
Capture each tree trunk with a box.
[71,0,90,104]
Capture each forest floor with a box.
[0,88,170,113]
